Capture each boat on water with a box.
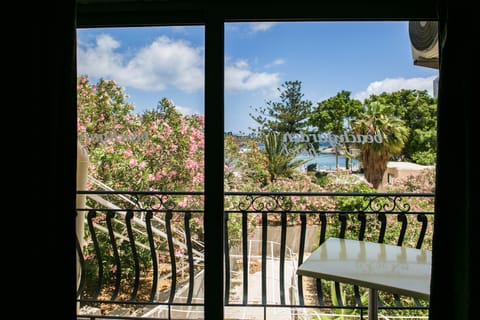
[319,146,336,154]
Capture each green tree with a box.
[309,90,363,169]
[77,76,136,149]
[224,133,309,187]
[351,101,409,189]
[224,135,270,188]
[365,89,437,165]
[262,132,310,182]
[249,80,312,136]
[77,75,205,193]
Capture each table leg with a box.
[368,288,378,320]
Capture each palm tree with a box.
[261,132,311,182]
[351,102,409,189]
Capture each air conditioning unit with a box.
[409,21,439,69]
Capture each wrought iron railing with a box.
[76,190,434,319]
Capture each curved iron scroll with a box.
[237,194,293,211]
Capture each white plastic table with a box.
[296,237,431,320]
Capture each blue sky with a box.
[77,21,438,134]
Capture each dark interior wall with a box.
[42,1,475,319]
[46,0,78,318]
[430,4,475,319]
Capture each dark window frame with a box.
[74,2,441,319]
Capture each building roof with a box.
[387,161,434,171]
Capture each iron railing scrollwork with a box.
[76,190,434,319]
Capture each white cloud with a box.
[249,22,276,32]
[77,34,204,93]
[225,59,280,91]
[265,58,285,68]
[353,76,438,101]
[77,34,125,77]
[176,104,198,116]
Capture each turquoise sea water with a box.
[252,142,360,171]
[296,152,360,171]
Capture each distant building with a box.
[378,161,434,191]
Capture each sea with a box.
[293,140,361,171]
[296,152,360,172]
[247,142,360,172]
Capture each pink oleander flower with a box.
[163,124,172,137]
[193,173,204,183]
[174,248,185,258]
[185,158,198,170]
[123,149,133,158]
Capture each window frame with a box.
[75,2,439,318]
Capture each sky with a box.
[77,21,439,135]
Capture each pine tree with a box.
[249,80,312,136]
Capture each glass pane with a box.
[75,26,205,319]
[224,21,437,319]
[224,21,438,191]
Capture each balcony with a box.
[76,183,433,320]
